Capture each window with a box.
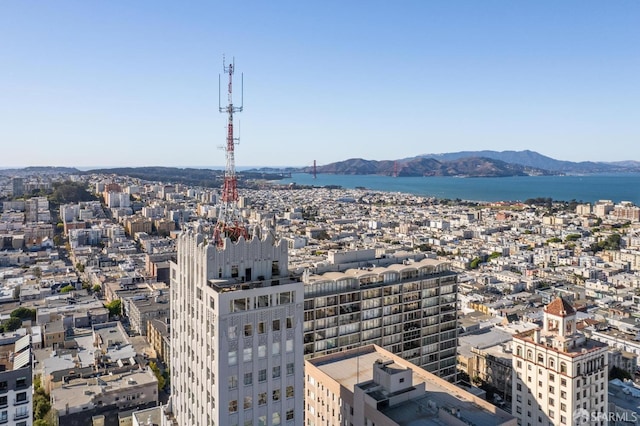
[228,326,238,340]
[273,389,281,401]
[538,354,544,364]
[273,319,281,331]
[287,362,294,375]
[258,345,266,358]
[527,350,532,360]
[229,400,238,413]
[561,378,566,387]
[272,342,281,355]
[273,412,281,425]
[549,373,555,382]
[244,396,252,410]
[229,351,237,365]
[258,322,266,334]
[286,339,294,353]
[259,369,267,382]
[286,409,294,420]
[0,396,5,407]
[16,392,27,402]
[517,360,522,368]
[0,381,6,392]
[517,383,522,391]
[273,366,281,378]
[258,415,267,426]
[286,386,294,398]
[244,348,253,362]
[244,372,253,386]
[229,375,238,390]
[549,386,555,394]
[560,362,567,374]
[516,346,522,357]
[286,317,293,329]
[258,392,267,405]
[549,358,555,369]
[244,324,253,337]
[15,377,27,388]
[257,295,270,308]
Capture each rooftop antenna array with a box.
[215,56,249,246]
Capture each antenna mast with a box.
[215,56,249,246]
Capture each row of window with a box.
[230,291,296,312]
[230,318,294,339]
[228,363,296,389]
[228,340,294,365]
[228,387,295,412]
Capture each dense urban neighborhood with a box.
[1,170,640,425]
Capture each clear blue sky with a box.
[1,1,638,168]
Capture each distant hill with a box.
[417,150,640,174]
[84,166,285,187]
[0,166,80,176]
[300,156,556,177]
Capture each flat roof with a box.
[310,346,513,426]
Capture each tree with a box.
[105,299,122,317]
[1,317,23,332]
[60,284,75,293]
[93,284,102,293]
[149,361,166,391]
[75,262,85,273]
[10,307,36,321]
[32,266,42,279]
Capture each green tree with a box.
[93,284,102,293]
[469,257,481,269]
[105,299,122,317]
[75,262,85,273]
[10,307,36,321]
[60,284,75,293]
[149,361,166,391]
[1,317,23,332]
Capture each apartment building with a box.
[512,297,609,426]
[0,333,32,426]
[305,344,515,426]
[170,225,304,426]
[302,258,458,381]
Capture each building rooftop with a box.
[309,345,514,426]
[544,296,576,317]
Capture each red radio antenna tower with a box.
[215,56,249,245]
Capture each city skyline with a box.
[1,1,639,168]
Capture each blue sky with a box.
[1,1,638,168]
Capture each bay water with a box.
[281,173,640,204]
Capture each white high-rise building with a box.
[170,224,304,426]
[512,297,608,426]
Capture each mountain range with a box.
[299,150,640,177]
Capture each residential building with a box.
[305,344,516,426]
[169,225,304,426]
[302,258,458,381]
[512,297,609,426]
[0,333,32,426]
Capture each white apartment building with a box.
[170,224,304,426]
[512,297,609,426]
